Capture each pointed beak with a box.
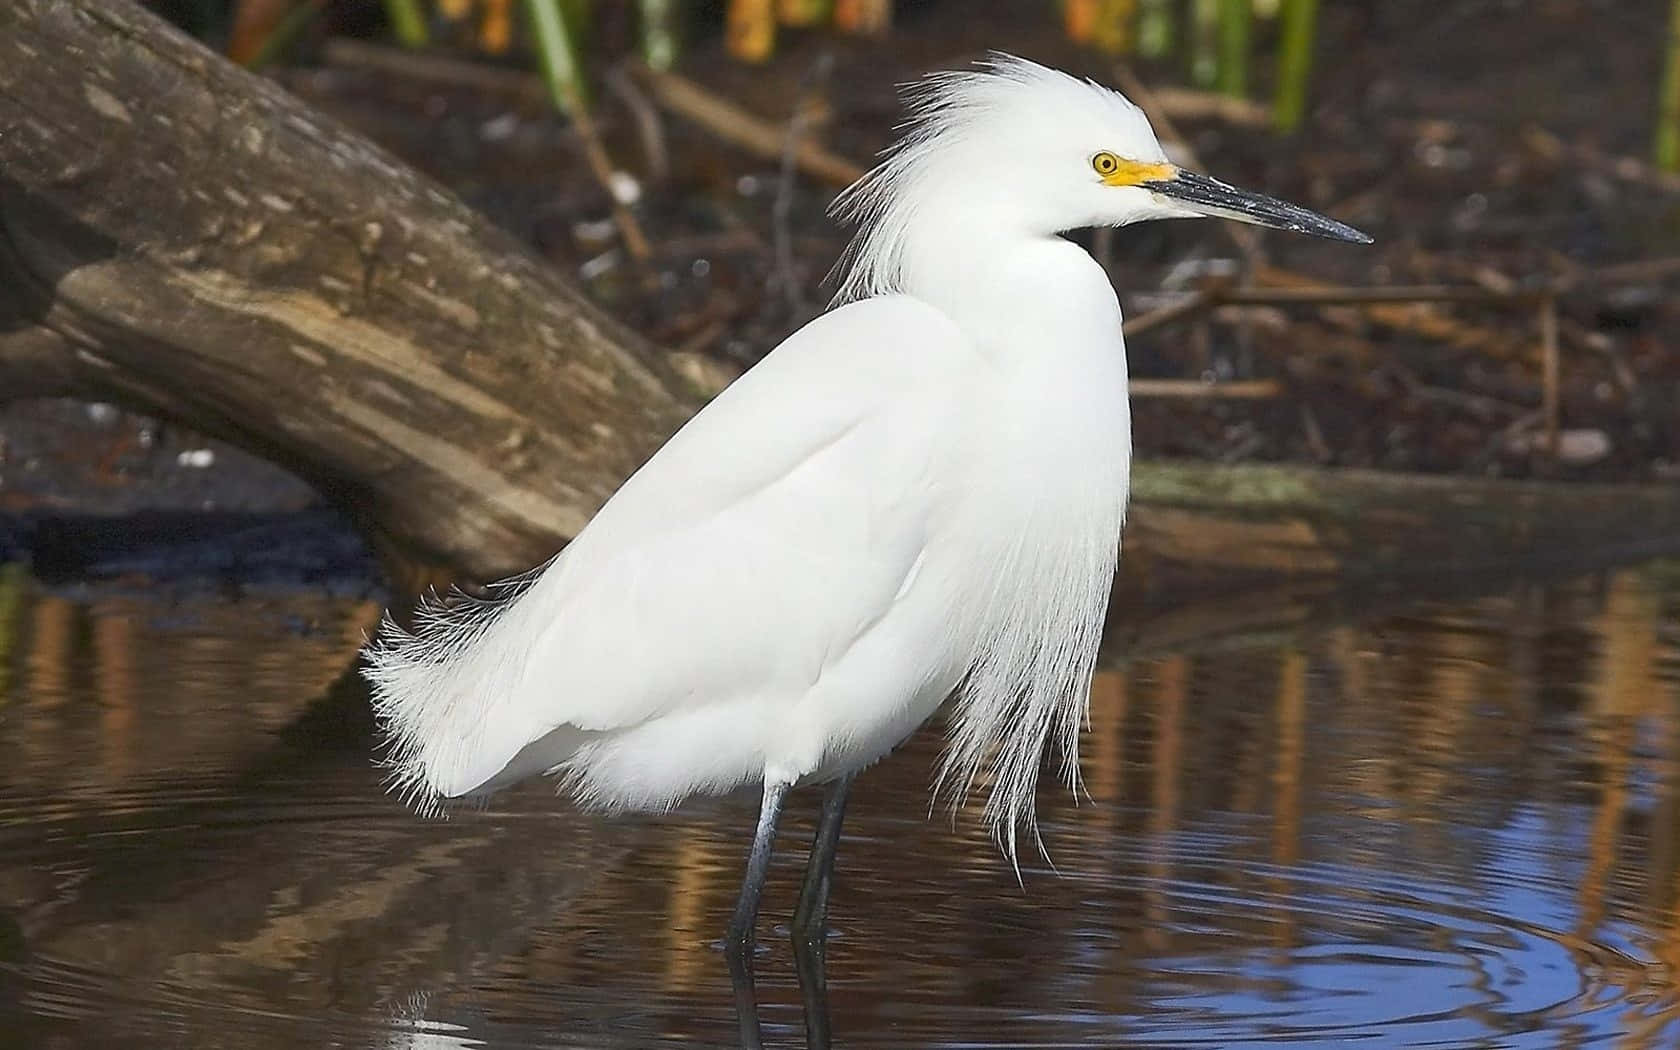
[1140,169,1372,244]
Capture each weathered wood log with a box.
[1123,461,1680,591]
[0,0,704,584]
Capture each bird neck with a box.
[895,215,1122,365]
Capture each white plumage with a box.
[363,54,1368,888]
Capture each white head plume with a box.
[830,53,1168,304]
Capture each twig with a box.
[770,54,835,316]
[1540,294,1560,457]
[1253,266,1532,360]
[1561,317,1638,399]
[1576,255,1680,287]
[1147,86,1270,126]
[1130,379,1282,398]
[1122,287,1222,337]
[1230,283,1550,305]
[321,37,649,260]
[569,101,652,262]
[1387,360,1531,420]
[1124,280,1550,340]
[1472,410,1544,471]
[630,62,866,186]
[1523,126,1680,194]
[1299,403,1331,462]
[321,38,549,105]
[605,64,670,181]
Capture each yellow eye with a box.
[1091,152,1121,176]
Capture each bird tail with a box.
[361,559,564,814]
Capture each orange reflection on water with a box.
[2,562,1680,1046]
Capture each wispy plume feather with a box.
[931,508,1120,868]
[363,560,554,816]
[830,52,1152,304]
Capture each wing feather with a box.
[365,296,975,806]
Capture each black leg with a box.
[792,774,853,944]
[727,778,789,1050]
[791,774,852,1050]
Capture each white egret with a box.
[364,53,1368,1041]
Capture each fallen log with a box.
[0,0,703,587]
[1123,461,1680,592]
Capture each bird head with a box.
[832,54,1369,301]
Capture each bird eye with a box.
[1091,151,1121,176]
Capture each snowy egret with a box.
[365,53,1368,1041]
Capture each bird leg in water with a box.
[793,774,853,944]
[792,774,853,1050]
[726,778,790,1049]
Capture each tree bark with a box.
[1123,460,1680,591]
[0,0,703,584]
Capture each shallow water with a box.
[4,562,1680,1048]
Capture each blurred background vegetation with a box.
[151,0,1680,151]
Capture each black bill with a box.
[1141,169,1373,244]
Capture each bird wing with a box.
[371,295,977,802]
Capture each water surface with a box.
[3,563,1680,1047]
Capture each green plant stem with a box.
[778,0,831,25]
[1137,0,1173,58]
[1217,0,1249,97]
[640,0,681,70]
[526,0,588,112]
[1190,0,1218,89]
[381,0,429,48]
[559,0,591,34]
[1273,0,1318,133]
[1658,0,1680,170]
[1095,0,1137,55]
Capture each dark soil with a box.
[4,0,1677,577]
